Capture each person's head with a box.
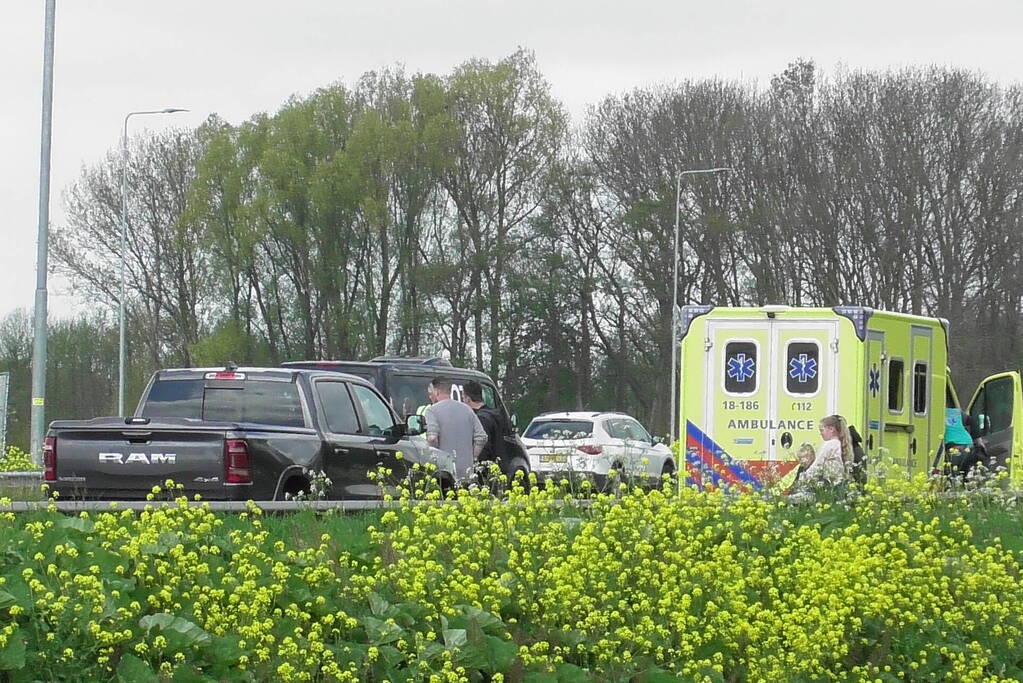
[463,380,484,405]
[819,414,854,463]
[796,443,816,467]
[428,377,453,403]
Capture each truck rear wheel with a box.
[281,477,310,500]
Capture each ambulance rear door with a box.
[770,321,840,460]
[705,321,771,462]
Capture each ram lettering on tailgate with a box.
[98,452,177,465]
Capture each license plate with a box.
[540,454,569,463]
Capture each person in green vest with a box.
[943,408,981,480]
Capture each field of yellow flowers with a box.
[1,470,1023,682]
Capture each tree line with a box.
[3,54,1022,450]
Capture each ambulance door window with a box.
[912,363,928,415]
[724,341,758,395]
[785,341,820,396]
[888,358,905,413]
[973,377,1014,434]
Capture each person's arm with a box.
[471,413,487,458]
[424,406,440,448]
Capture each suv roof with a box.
[368,356,452,366]
[155,366,371,385]
[282,358,491,379]
[531,411,632,420]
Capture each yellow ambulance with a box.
[677,305,1022,490]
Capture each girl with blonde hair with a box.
[800,414,851,487]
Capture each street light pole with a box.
[29,0,56,466]
[669,167,731,449]
[119,108,188,416]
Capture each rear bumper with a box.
[51,483,254,501]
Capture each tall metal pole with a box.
[668,167,733,447]
[669,175,681,448]
[29,0,56,466]
[119,119,128,416]
[119,108,188,416]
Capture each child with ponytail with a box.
[801,414,851,487]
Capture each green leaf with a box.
[458,605,504,634]
[421,642,446,661]
[555,663,592,683]
[0,628,26,671]
[523,674,558,683]
[0,590,17,610]
[443,628,467,649]
[377,645,404,667]
[636,667,688,682]
[553,628,588,647]
[369,591,390,617]
[171,664,217,682]
[57,517,95,533]
[116,654,158,683]
[207,634,245,670]
[362,616,403,645]
[483,635,517,673]
[139,613,211,648]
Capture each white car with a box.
[521,411,675,485]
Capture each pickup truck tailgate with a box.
[50,418,234,499]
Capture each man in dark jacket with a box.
[462,380,505,467]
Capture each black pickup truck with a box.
[44,367,455,500]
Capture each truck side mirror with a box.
[652,436,663,445]
[406,414,426,436]
[385,423,408,439]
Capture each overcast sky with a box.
[3,0,1022,321]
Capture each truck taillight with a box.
[224,439,251,484]
[577,444,603,455]
[43,436,57,482]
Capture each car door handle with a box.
[333,446,350,455]
[375,450,393,459]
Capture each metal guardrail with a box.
[0,471,43,483]
[0,499,391,513]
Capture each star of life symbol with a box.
[868,364,881,396]
[788,354,818,383]
[726,353,755,383]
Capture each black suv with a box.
[282,357,530,479]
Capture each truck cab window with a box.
[351,384,396,435]
[316,381,359,434]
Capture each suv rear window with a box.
[524,420,593,440]
[142,379,306,428]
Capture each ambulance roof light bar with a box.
[678,305,714,340]
[833,306,874,341]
